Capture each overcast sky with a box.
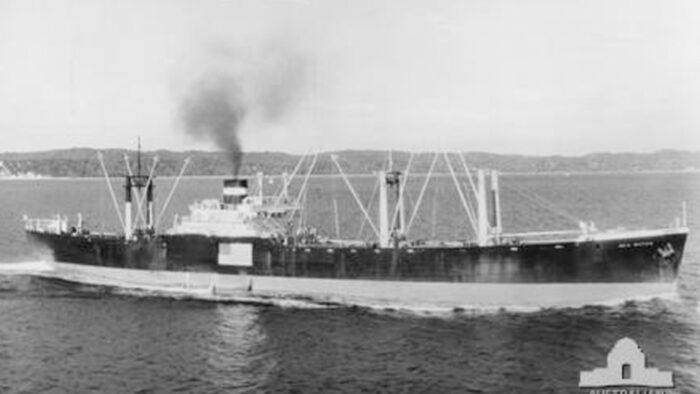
[1,0,699,155]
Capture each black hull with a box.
[26,229,687,284]
[26,232,167,270]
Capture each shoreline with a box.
[1,168,698,181]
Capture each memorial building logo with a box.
[579,337,675,394]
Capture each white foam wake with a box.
[0,261,336,309]
[0,261,54,274]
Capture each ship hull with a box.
[25,231,167,270]
[25,261,678,309]
[23,227,688,307]
[26,228,687,283]
[163,230,686,283]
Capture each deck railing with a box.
[23,217,67,234]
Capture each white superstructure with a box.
[168,199,262,237]
[167,178,297,238]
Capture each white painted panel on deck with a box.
[218,243,253,266]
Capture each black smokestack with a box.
[181,75,246,176]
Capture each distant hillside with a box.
[0,148,698,178]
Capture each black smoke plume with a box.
[179,41,307,176]
[180,75,246,176]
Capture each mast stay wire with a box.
[501,183,583,226]
[405,152,439,235]
[274,151,309,204]
[443,152,479,237]
[457,153,485,222]
[356,176,380,240]
[331,154,381,239]
[289,151,319,224]
[154,158,191,229]
[403,176,440,240]
[457,153,480,209]
[97,152,126,232]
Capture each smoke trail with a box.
[180,74,246,175]
[179,41,308,176]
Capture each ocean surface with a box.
[0,173,698,393]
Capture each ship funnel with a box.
[223,178,248,205]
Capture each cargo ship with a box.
[22,150,689,309]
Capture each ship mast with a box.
[490,170,502,241]
[378,151,410,247]
[137,137,141,178]
[124,138,157,238]
[124,169,133,239]
[378,169,389,247]
[476,169,489,246]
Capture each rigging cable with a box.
[501,183,582,225]
[356,175,380,241]
[443,152,479,236]
[405,152,439,235]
